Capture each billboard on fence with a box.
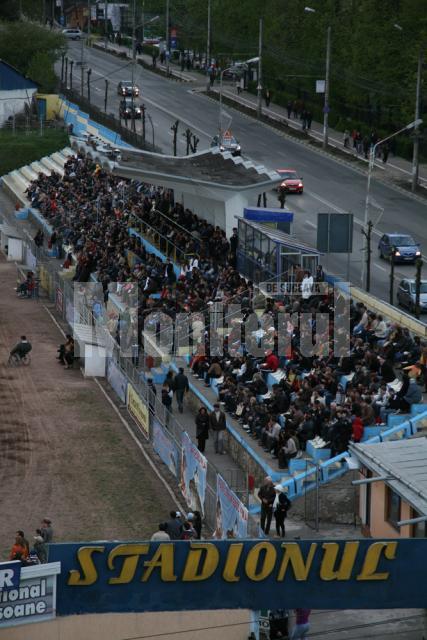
[47,539,427,615]
[0,562,61,629]
[106,358,128,404]
[214,474,248,539]
[153,418,179,478]
[127,384,149,439]
[180,431,207,516]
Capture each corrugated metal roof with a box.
[351,437,427,515]
[0,60,38,91]
[241,219,322,255]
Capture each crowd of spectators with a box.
[25,153,427,471]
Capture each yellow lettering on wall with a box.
[108,544,150,584]
[222,543,244,583]
[245,542,277,582]
[182,543,220,582]
[320,542,360,581]
[277,543,317,581]
[357,542,397,581]
[68,546,105,586]
[142,544,177,582]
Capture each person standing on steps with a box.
[209,402,227,454]
[195,406,210,452]
[257,476,276,535]
[273,484,291,537]
[174,367,189,413]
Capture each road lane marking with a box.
[304,220,316,228]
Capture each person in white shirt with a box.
[301,271,314,301]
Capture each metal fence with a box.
[60,86,156,152]
[27,242,257,535]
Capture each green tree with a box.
[0,21,64,78]
[27,52,58,92]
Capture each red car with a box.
[276,168,304,194]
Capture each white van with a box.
[62,28,84,40]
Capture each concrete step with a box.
[18,165,37,183]
[40,155,64,174]
[30,161,50,176]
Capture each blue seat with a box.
[306,441,331,461]
[387,414,409,429]
[411,404,426,416]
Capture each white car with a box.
[62,28,84,40]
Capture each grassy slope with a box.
[0,129,69,176]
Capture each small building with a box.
[0,60,38,126]
[350,438,427,538]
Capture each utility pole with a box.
[81,63,84,95]
[165,0,170,75]
[323,25,331,149]
[171,119,179,155]
[132,0,136,60]
[256,17,263,119]
[141,104,146,140]
[415,258,423,318]
[65,57,68,87]
[61,54,65,84]
[69,60,74,90]
[42,0,46,25]
[104,79,109,112]
[104,0,108,50]
[361,220,373,293]
[412,49,423,192]
[206,0,211,92]
[87,0,91,44]
[87,68,92,102]
[389,249,396,305]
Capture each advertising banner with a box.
[106,358,128,404]
[214,474,248,539]
[0,563,60,628]
[0,561,21,591]
[180,431,207,516]
[153,418,179,478]
[48,539,427,615]
[55,287,64,315]
[127,384,149,439]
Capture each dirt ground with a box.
[0,255,176,559]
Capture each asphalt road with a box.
[64,42,427,316]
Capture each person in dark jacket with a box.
[257,476,276,535]
[165,511,183,540]
[174,367,189,413]
[195,406,210,452]
[273,484,291,538]
[209,403,227,454]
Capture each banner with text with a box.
[153,418,179,478]
[180,431,207,516]
[127,384,149,440]
[107,358,128,404]
[214,474,248,539]
[47,539,427,615]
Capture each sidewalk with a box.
[90,39,427,193]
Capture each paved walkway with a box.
[90,40,427,191]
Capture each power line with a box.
[117,612,427,640]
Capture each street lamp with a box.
[393,23,423,193]
[361,118,423,290]
[218,56,259,137]
[206,0,211,92]
[305,6,331,149]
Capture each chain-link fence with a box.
[26,242,259,536]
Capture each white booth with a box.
[73,323,107,377]
[0,224,24,262]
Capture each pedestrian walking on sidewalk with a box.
[306,110,312,129]
[287,100,292,119]
[264,89,271,108]
[382,142,390,164]
[210,402,226,454]
[196,406,210,452]
[290,609,311,639]
[175,367,189,413]
[343,129,350,148]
